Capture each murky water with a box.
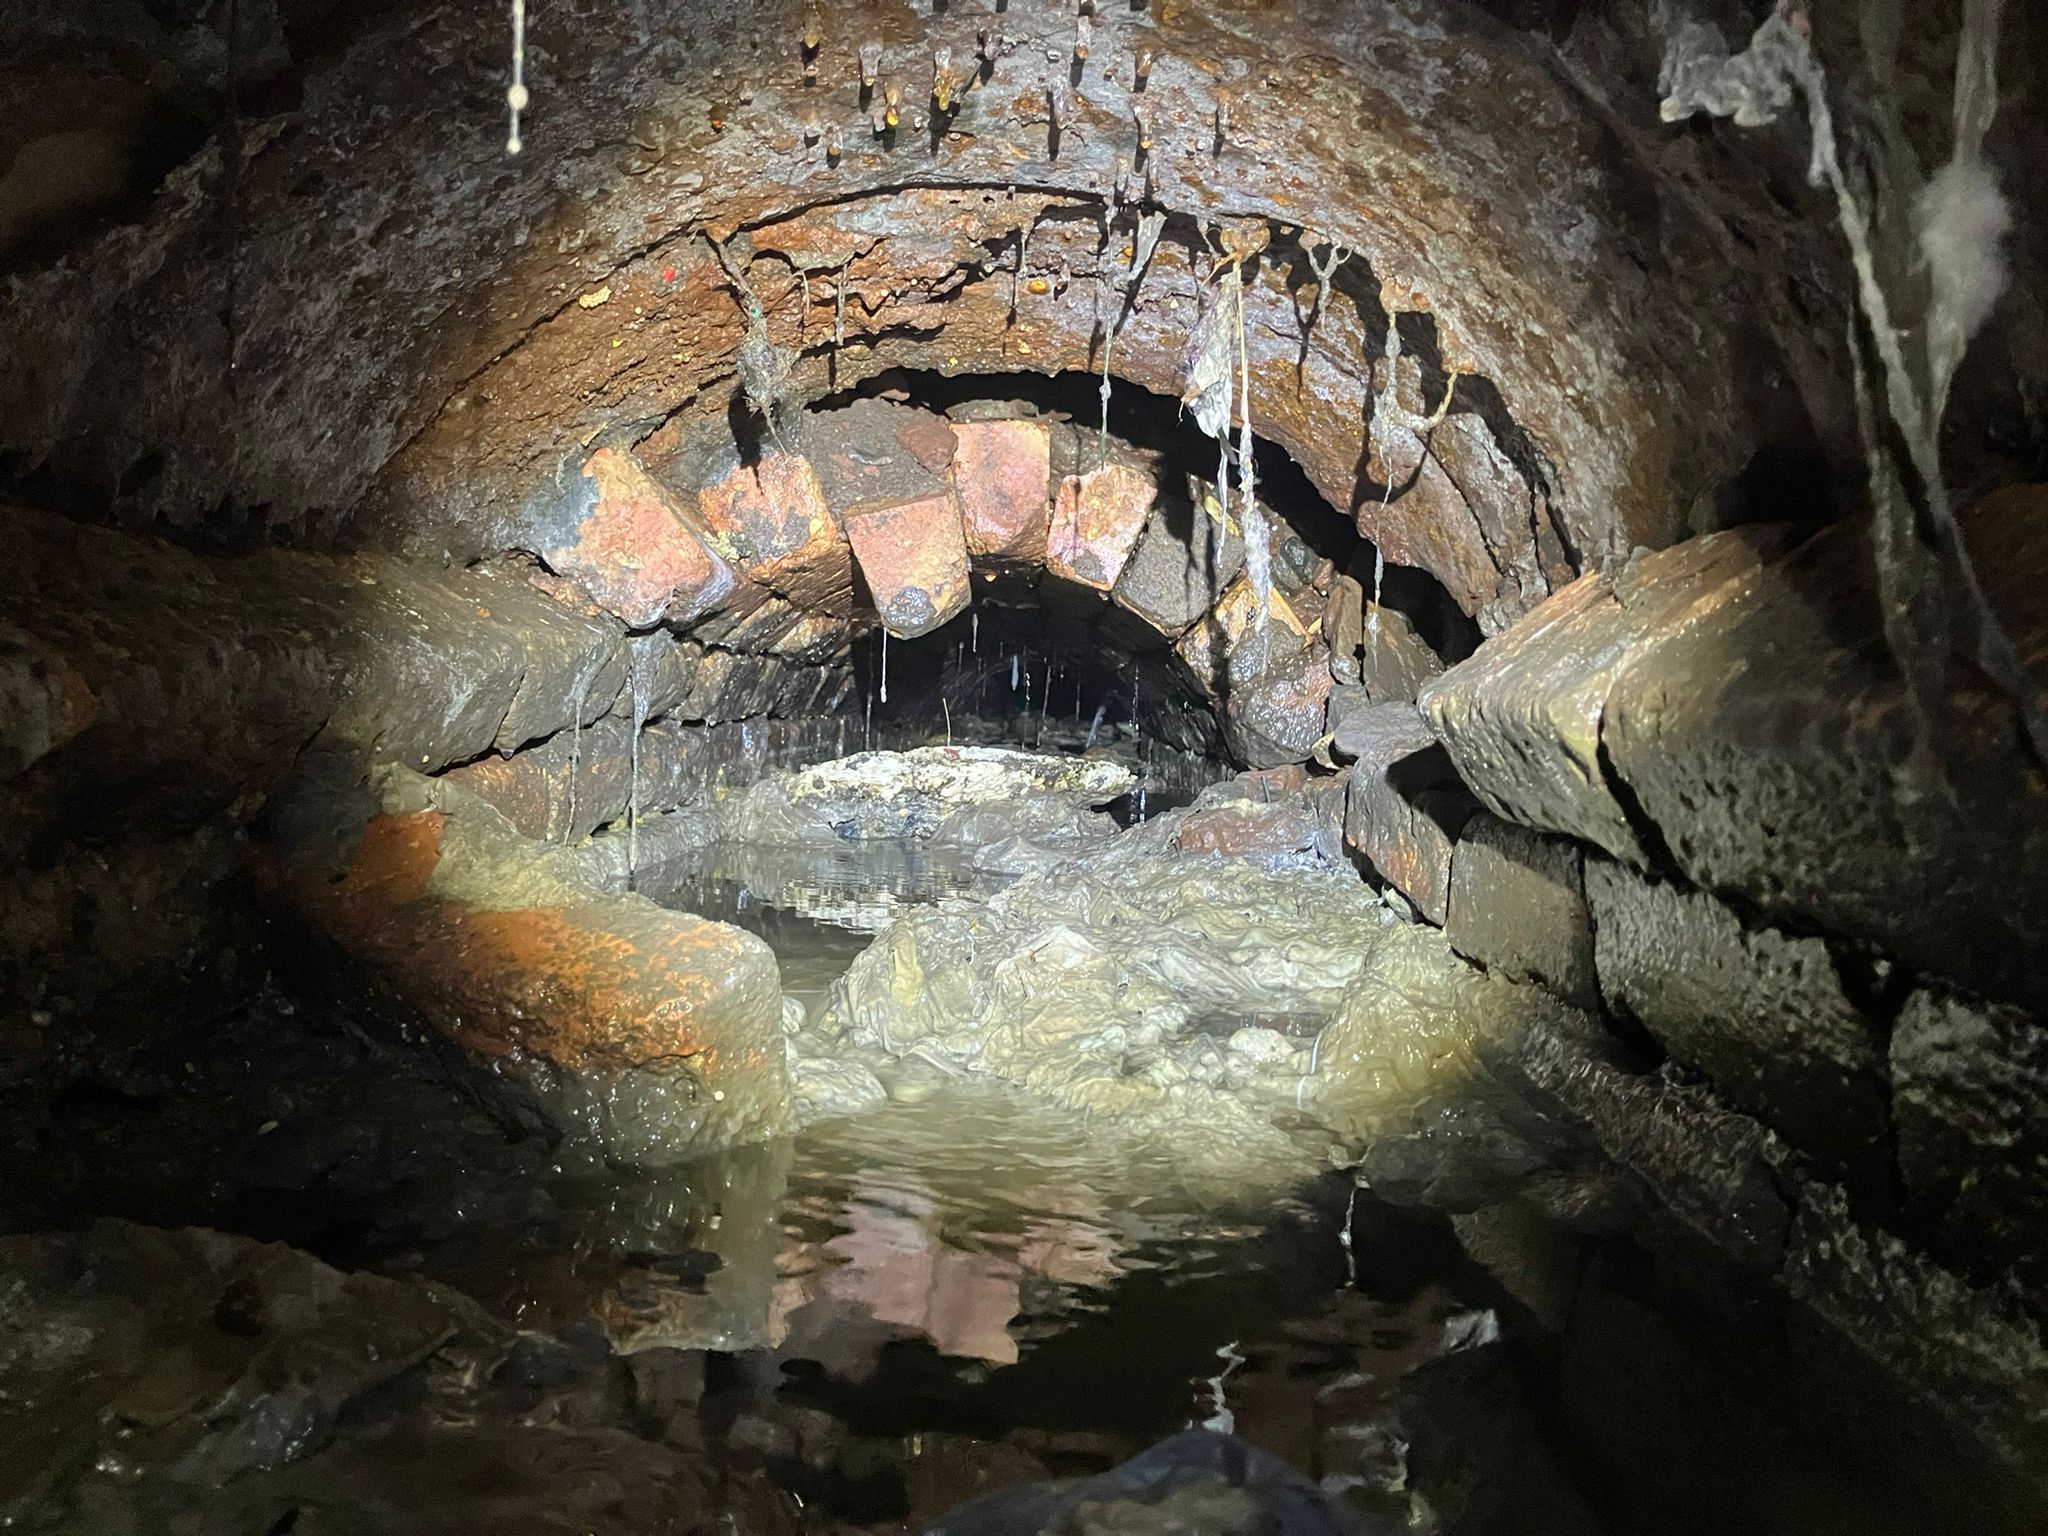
[631,841,1011,1015]
[407,842,1370,1380]
[8,839,2037,1534]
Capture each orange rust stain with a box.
[315,812,445,910]
[280,812,766,1081]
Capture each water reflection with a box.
[424,1080,1302,1377]
[635,840,1012,937]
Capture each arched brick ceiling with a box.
[0,0,1854,633]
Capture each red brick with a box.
[952,419,1052,568]
[695,451,854,617]
[1045,464,1153,591]
[548,449,737,629]
[842,490,972,638]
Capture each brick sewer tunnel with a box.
[1,1,2046,1532]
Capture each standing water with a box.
[9,809,2025,1536]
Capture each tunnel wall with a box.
[1337,485,2048,1483]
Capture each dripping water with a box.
[880,629,890,705]
[1132,668,1146,821]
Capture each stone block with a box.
[1891,985,2048,1287]
[1224,641,1334,769]
[1507,1013,1791,1271]
[543,448,737,629]
[455,563,627,752]
[694,450,853,617]
[1323,574,1443,700]
[0,512,344,843]
[1430,411,1570,613]
[952,419,1052,568]
[1113,496,1242,637]
[267,793,789,1164]
[1416,526,1792,865]
[1341,701,1477,923]
[318,553,527,772]
[1326,684,1382,762]
[0,619,98,779]
[442,713,821,842]
[683,572,783,649]
[1046,464,1153,592]
[706,593,809,655]
[1598,492,2048,1013]
[842,490,972,638]
[1446,813,1596,1009]
[768,609,851,663]
[693,651,782,722]
[1780,1182,2048,1493]
[674,647,736,722]
[1584,858,1888,1194]
[1175,574,1314,696]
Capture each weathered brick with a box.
[1113,495,1241,637]
[1046,464,1153,591]
[1323,574,1442,700]
[1224,641,1335,769]
[952,419,1053,568]
[694,450,853,617]
[1342,700,1476,923]
[809,398,957,514]
[842,490,972,639]
[545,448,737,629]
